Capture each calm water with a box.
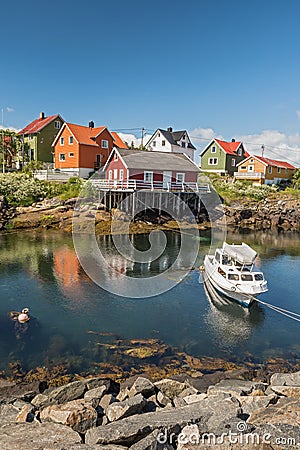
[0,229,299,374]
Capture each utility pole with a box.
[261,144,265,157]
[1,108,4,173]
[141,127,145,148]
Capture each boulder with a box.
[154,379,187,400]
[99,394,118,412]
[40,399,97,433]
[84,385,108,406]
[0,404,20,428]
[248,397,300,427]
[157,391,172,407]
[237,394,277,415]
[0,380,47,403]
[15,404,35,423]
[130,429,175,450]
[207,379,266,397]
[128,377,156,398]
[106,393,146,422]
[0,422,81,450]
[270,371,300,386]
[84,377,118,395]
[86,397,240,446]
[183,394,207,405]
[269,385,300,398]
[31,392,55,409]
[45,380,86,404]
[177,424,200,450]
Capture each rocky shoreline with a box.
[1,368,300,449]
[0,194,299,233]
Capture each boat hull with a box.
[203,256,255,307]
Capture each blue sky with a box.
[1,0,300,164]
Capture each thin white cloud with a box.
[6,107,14,113]
[296,110,300,120]
[0,125,18,132]
[118,132,152,148]
[190,127,300,167]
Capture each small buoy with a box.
[199,266,205,272]
[9,308,30,323]
[230,286,236,291]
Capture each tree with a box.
[0,129,23,169]
[292,168,300,188]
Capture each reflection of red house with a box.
[54,246,81,288]
[103,148,200,188]
[52,122,127,178]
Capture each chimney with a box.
[89,121,94,129]
[231,138,235,142]
[167,127,173,132]
[40,112,45,120]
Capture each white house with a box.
[145,127,196,161]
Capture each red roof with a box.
[67,123,106,146]
[215,139,249,157]
[254,155,296,170]
[111,132,127,149]
[19,114,60,135]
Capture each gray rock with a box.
[178,387,199,398]
[252,423,300,450]
[130,429,174,450]
[177,424,200,450]
[207,379,266,397]
[0,422,81,450]
[157,391,172,407]
[0,404,20,428]
[173,397,187,408]
[0,380,47,403]
[270,371,300,386]
[99,394,118,412]
[15,403,35,423]
[237,394,277,415]
[154,379,187,400]
[248,397,300,427]
[86,396,240,446]
[84,385,107,406]
[40,399,97,433]
[106,393,146,422]
[84,377,117,394]
[117,386,130,402]
[31,392,56,409]
[46,380,86,404]
[269,385,300,398]
[128,377,156,398]
[183,394,207,405]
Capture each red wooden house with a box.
[102,148,200,189]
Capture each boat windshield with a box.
[254,273,264,281]
[228,274,239,281]
[241,274,253,281]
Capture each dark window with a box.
[241,274,253,281]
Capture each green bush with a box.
[212,178,278,201]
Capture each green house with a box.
[200,138,249,176]
[19,112,64,163]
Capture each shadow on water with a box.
[202,275,265,351]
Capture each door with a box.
[163,171,172,189]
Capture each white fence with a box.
[34,170,79,181]
[90,179,211,193]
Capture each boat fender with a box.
[230,286,236,291]
[199,266,205,272]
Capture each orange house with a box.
[235,155,296,185]
[52,122,127,178]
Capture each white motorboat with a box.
[203,242,268,307]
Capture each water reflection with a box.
[203,276,265,350]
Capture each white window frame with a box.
[208,157,218,165]
[59,153,66,162]
[285,168,289,174]
[69,152,74,157]
[120,169,124,180]
[181,142,186,148]
[101,139,109,149]
[144,171,153,183]
[240,166,247,170]
[108,170,112,180]
[231,158,236,167]
[176,173,185,183]
[162,140,166,146]
[238,148,242,156]
[69,136,73,145]
[248,165,254,172]
[211,145,216,153]
[54,121,60,129]
[268,166,272,174]
[277,167,281,173]
[152,141,156,147]
[60,137,64,146]
[114,152,118,161]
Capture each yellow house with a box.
[235,155,296,185]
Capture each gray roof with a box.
[222,242,257,265]
[157,129,197,150]
[117,149,199,172]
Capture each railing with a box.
[234,172,264,179]
[90,179,211,193]
[34,170,78,181]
